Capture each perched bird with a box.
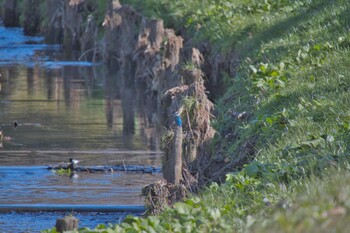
[174,107,183,127]
[175,114,182,127]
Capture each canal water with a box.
[0,27,162,232]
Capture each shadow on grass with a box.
[237,0,344,59]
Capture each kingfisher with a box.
[174,107,183,127]
[175,114,182,127]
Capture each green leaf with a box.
[276,79,286,87]
[96,224,107,229]
[245,163,259,178]
[260,63,268,73]
[300,138,324,148]
[343,121,350,130]
[265,117,274,125]
[270,70,279,77]
[174,203,192,214]
[209,208,221,221]
[249,65,257,73]
[279,61,285,70]
[314,44,321,51]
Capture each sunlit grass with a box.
[250,168,350,233]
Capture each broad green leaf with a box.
[245,163,259,178]
[265,117,273,125]
[174,203,192,214]
[209,208,221,221]
[249,65,257,73]
[270,70,279,77]
[260,63,268,73]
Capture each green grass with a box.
[44,0,350,232]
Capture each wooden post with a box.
[163,126,183,185]
[173,126,183,185]
[63,0,82,51]
[55,216,78,233]
[22,0,42,35]
[3,0,20,27]
[46,0,64,44]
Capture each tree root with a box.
[141,165,198,215]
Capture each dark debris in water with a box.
[46,163,162,174]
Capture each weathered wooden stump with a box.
[173,126,183,185]
[163,126,183,185]
[2,0,20,27]
[55,216,78,232]
[22,0,42,35]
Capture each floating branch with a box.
[46,164,162,174]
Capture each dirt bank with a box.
[102,1,215,184]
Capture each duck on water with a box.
[68,158,80,170]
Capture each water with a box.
[0,27,161,232]
[0,211,135,233]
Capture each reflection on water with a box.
[0,26,161,231]
[0,65,160,152]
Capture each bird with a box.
[175,114,182,127]
[68,158,80,170]
[174,107,183,127]
[70,158,80,165]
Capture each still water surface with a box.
[0,27,161,232]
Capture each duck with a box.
[68,158,80,170]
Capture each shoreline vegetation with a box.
[1,0,350,232]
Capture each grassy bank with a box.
[44,0,350,232]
